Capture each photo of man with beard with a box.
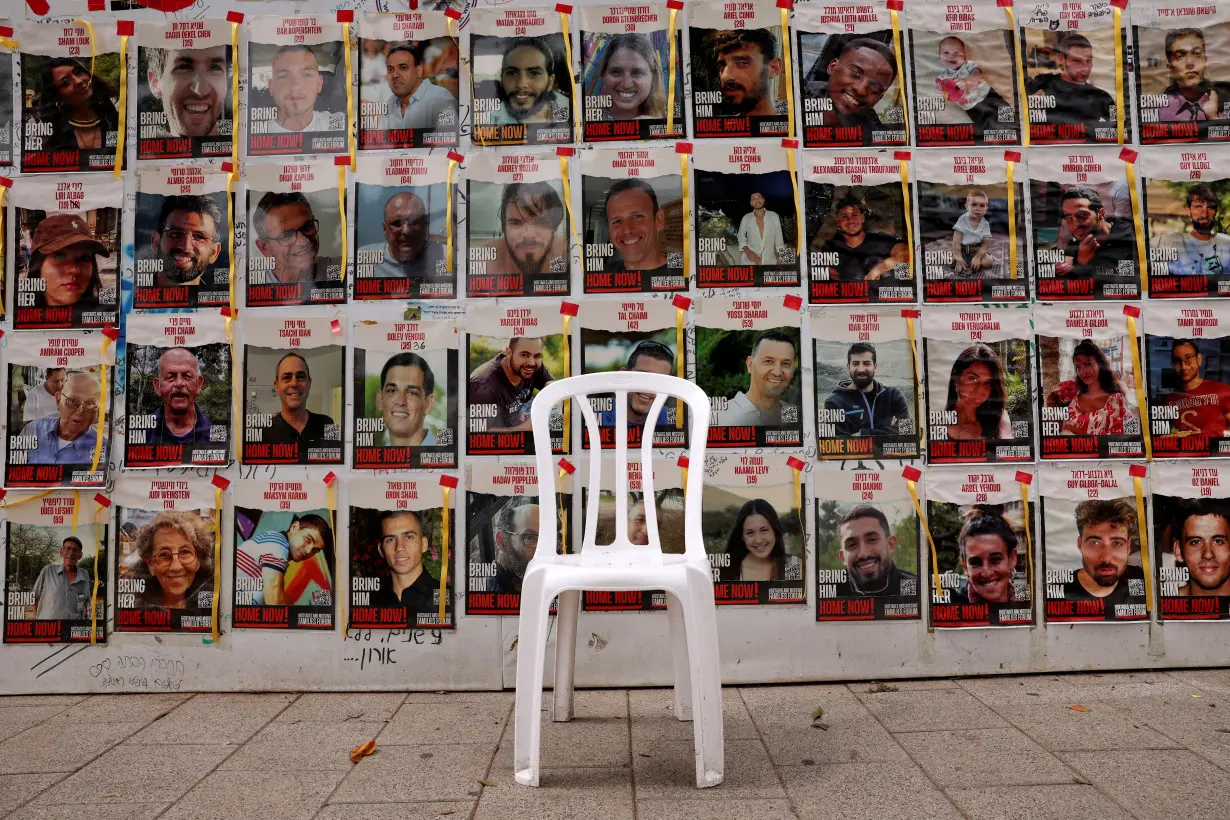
[823,342,912,437]
[145,195,224,290]
[833,505,917,597]
[1057,499,1146,616]
[1154,184,1230,278]
[474,36,571,143]
[468,337,555,435]
[474,182,567,282]
[691,27,787,136]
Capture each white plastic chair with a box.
[514,372,723,789]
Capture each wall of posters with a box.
[358,11,458,150]
[1133,3,1230,145]
[1140,145,1230,298]
[1152,461,1230,619]
[137,20,233,161]
[1145,301,1230,458]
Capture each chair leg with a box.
[683,575,725,789]
[513,574,554,787]
[665,591,692,721]
[552,589,581,722]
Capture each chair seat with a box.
[524,557,709,595]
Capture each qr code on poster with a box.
[438,110,457,126]
[882,106,905,124]
[550,256,568,273]
[436,429,454,446]
[1124,417,1140,435]
[1012,421,1030,438]
[553,105,569,123]
[324,424,341,441]
[667,251,684,268]
[785,561,802,581]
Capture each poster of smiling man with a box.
[137,20,233,160]
[1140,146,1230,298]
[1144,302,1230,459]
[1152,462,1230,620]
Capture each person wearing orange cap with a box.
[26,213,109,311]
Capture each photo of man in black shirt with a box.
[1060,498,1144,604]
[371,509,439,615]
[1026,33,1115,127]
[266,352,336,446]
[1055,185,1137,280]
[813,195,909,281]
[833,505,916,597]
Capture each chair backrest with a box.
[529,372,710,567]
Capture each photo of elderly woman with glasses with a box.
[129,510,214,614]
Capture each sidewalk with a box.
[1,670,1229,820]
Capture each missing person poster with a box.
[466,303,568,456]
[803,150,914,303]
[1040,462,1149,622]
[3,490,107,644]
[1141,146,1230,297]
[5,331,112,488]
[579,297,687,449]
[353,318,458,469]
[579,4,685,142]
[466,460,569,615]
[469,8,573,146]
[246,160,346,307]
[11,175,120,330]
[19,21,122,173]
[137,20,233,160]
[125,312,231,469]
[696,297,802,448]
[814,466,920,620]
[355,153,454,300]
[812,307,920,460]
[907,0,1022,146]
[1153,461,1230,619]
[703,454,805,605]
[1019,0,1131,145]
[795,2,907,148]
[689,0,790,139]
[1145,302,1230,458]
[247,16,347,157]
[582,147,685,293]
[134,165,232,310]
[922,307,1035,464]
[349,475,455,629]
[927,465,1035,627]
[1029,147,1142,300]
[113,475,216,633]
[242,316,344,465]
[358,11,459,150]
[1132,3,1230,143]
[916,149,1029,303]
[466,150,570,297]
[582,454,682,611]
[234,477,335,630]
[693,142,800,289]
[1036,302,1145,460]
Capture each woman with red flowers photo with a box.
[1046,339,1135,435]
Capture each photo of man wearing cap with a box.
[16,210,118,328]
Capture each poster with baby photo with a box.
[802,150,915,304]
[1040,462,1149,623]
[1152,462,1230,620]
[906,0,1022,146]
[1140,145,1230,298]
[1133,3,1230,144]
[916,150,1029,303]
[1035,302,1145,460]
[927,465,1035,628]
[922,307,1035,464]
[1144,301,1230,459]
[1019,0,1132,145]
[1029,147,1143,300]
[795,2,908,149]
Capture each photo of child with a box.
[935,37,995,114]
[951,189,995,275]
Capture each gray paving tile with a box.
[124,693,296,745]
[637,799,798,820]
[947,785,1135,820]
[472,766,633,820]
[380,697,510,746]
[402,690,515,705]
[0,706,68,742]
[992,699,1183,752]
[781,761,962,820]
[1166,668,1230,696]
[1061,671,1197,702]
[329,743,494,803]
[7,803,168,820]
[629,688,759,743]
[0,774,63,815]
[161,769,347,820]
[30,743,232,804]
[313,803,477,820]
[743,684,908,766]
[59,693,192,724]
[895,727,1077,787]
[849,679,960,692]
[856,686,1010,732]
[275,693,405,723]
[957,675,1090,705]
[218,721,386,771]
[632,738,783,800]
[0,695,87,708]
[492,712,629,769]
[0,720,145,774]
[1062,750,1230,820]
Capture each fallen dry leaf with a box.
[439,811,455,816]
[349,739,377,763]
[478,779,498,787]
[1215,728,1230,733]
[1069,705,1093,712]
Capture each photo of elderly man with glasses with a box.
[251,191,322,285]
[18,370,106,466]
[484,498,540,595]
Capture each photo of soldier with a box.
[235,497,335,630]
[927,466,1035,627]
[358,12,459,149]
[1145,303,1230,458]
[20,22,123,173]
[689,0,789,139]
[466,304,567,456]
[246,162,346,307]
[795,1,907,148]
[349,477,454,629]
[3,492,106,644]
[1153,463,1230,619]
[1134,15,1230,143]
[1141,157,1230,298]
[1040,463,1149,623]
[114,475,216,633]
[355,154,454,300]
[137,21,233,160]
[247,30,347,156]
[134,166,231,310]
[353,319,458,470]
[814,467,920,620]
[466,151,570,297]
[582,148,686,293]
[580,4,685,142]
[470,9,572,145]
